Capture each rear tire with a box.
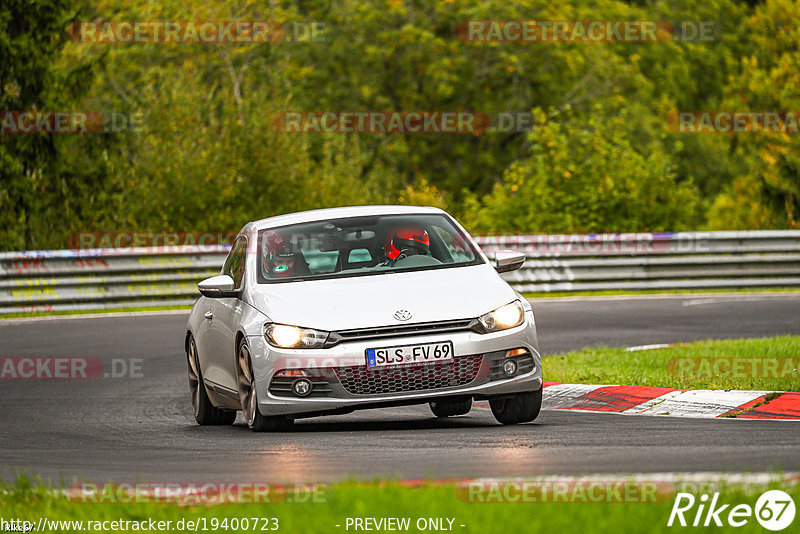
[237,339,294,433]
[186,335,236,426]
[489,388,542,425]
[429,397,473,417]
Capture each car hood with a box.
[246,264,517,331]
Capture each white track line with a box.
[625,343,675,352]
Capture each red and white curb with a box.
[476,383,800,420]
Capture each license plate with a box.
[366,341,454,368]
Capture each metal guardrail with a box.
[1,231,799,314]
[474,230,800,293]
[0,246,230,314]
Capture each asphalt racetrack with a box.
[1,293,799,484]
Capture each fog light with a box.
[502,359,518,377]
[292,378,313,397]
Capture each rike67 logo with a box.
[668,490,795,531]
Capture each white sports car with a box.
[185,205,543,431]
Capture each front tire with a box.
[429,397,473,417]
[237,339,293,432]
[489,388,542,425]
[187,335,236,426]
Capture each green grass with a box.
[524,287,800,298]
[2,477,798,534]
[544,336,800,391]
[0,305,193,320]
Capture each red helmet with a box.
[262,232,295,278]
[385,227,430,260]
[262,231,286,255]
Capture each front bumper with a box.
[247,312,542,417]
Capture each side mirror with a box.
[494,250,526,273]
[198,275,238,298]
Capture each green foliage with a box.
[705,0,800,229]
[463,106,699,234]
[0,0,114,250]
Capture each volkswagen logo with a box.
[393,309,412,321]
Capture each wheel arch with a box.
[235,329,247,352]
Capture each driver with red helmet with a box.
[381,226,431,266]
[262,231,296,278]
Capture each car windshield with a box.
[257,214,483,283]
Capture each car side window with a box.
[348,248,372,263]
[430,225,474,263]
[223,236,247,290]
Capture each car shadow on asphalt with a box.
[228,416,503,433]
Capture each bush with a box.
[463,107,700,234]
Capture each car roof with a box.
[245,205,448,232]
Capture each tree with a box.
[0,0,112,250]
[462,106,699,234]
[706,0,800,229]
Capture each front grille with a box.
[325,319,475,347]
[334,356,483,396]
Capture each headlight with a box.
[477,300,525,333]
[264,323,329,348]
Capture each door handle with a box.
[204,311,213,320]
